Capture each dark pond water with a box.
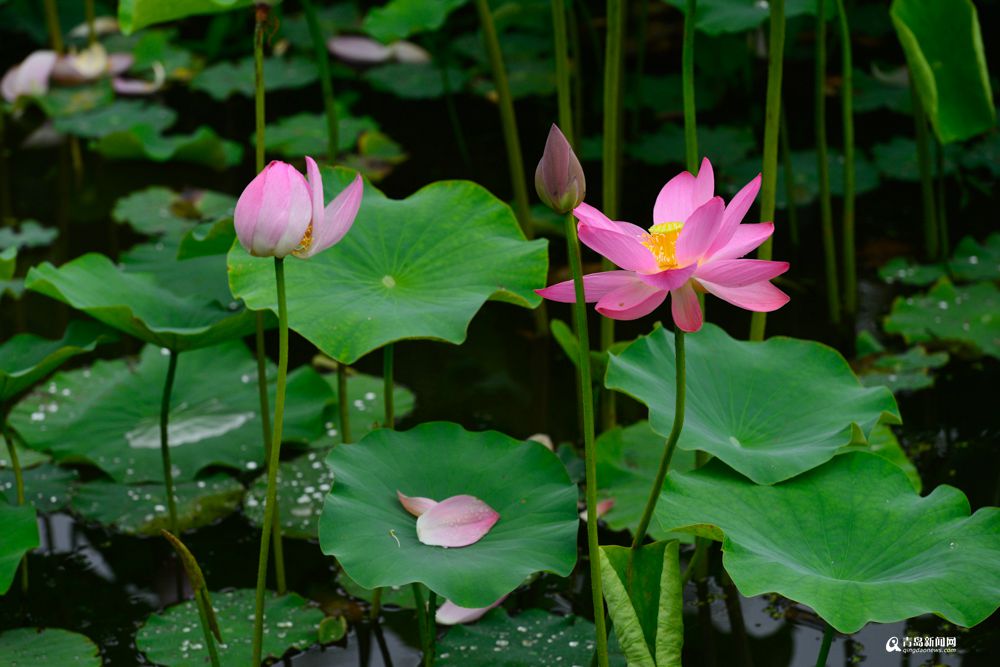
[2,5,999,664]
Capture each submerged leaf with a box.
[0,627,101,666]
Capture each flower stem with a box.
[2,420,28,593]
[85,0,96,46]
[565,213,609,667]
[682,0,698,173]
[251,257,289,667]
[630,329,685,551]
[474,0,532,238]
[42,0,63,54]
[934,137,949,259]
[910,78,938,260]
[749,0,786,342]
[195,589,221,667]
[253,4,286,596]
[301,0,339,160]
[338,363,352,444]
[159,350,179,536]
[815,0,841,327]
[601,0,626,429]
[835,0,856,319]
[779,103,800,249]
[815,622,835,667]
[552,0,573,137]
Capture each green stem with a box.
[600,0,626,429]
[568,2,585,146]
[749,0,786,341]
[815,623,835,666]
[251,257,289,667]
[474,0,533,238]
[566,215,609,667]
[85,0,96,46]
[338,363,352,443]
[425,589,438,667]
[934,138,949,258]
[2,421,27,593]
[630,329,685,550]
[159,350,179,535]
[779,103,799,249]
[253,7,286,596]
[438,40,471,169]
[631,0,649,137]
[302,0,339,159]
[0,111,11,225]
[682,0,698,173]
[815,0,841,326]
[412,583,428,655]
[552,0,573,137]
[42,0,63,54]
[911,78,938,261]
[194,589,221,667]
[835,0,856,318]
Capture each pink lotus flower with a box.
[397,490,499,548]
[435,595,507,625]
[579,497,615,521]
[234,157,363,259]
[536,158,789,332]
[1,50,57,102]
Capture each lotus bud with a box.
[535,124,586,214]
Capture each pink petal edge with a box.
[416,495,500,548]
[397,490,438,517]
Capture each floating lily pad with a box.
[665,0,834,36]
[71,474,244,535]
[879,234,1000,285]
[884,279,1000,359]
[318,422,578,608]
[872,136,960,182]
[229,167,546,365]
[312,369,417,445]
[853,424,921,493]
[118,236,240,308]
[0,320,113,403]
[606,323,901,485]
[9,343,333,483]
[0,463,78,513]
[261,112,379,159]
[127,29,196,78]
[722,150,880,208]
[362,0,468,43]
[113,187,236,237]
[437,608,620,667]
[595,421,696,540]
[0,247,19,298]
[0,500,37,594]
[628,124,755,172]
[93,126,243,169]
[0,627,101,666]
[52,100,177,139]
[364,63,467,99]
[136,588,323,665]
[852,68,910,114]
[655,452,1000,633]
[600,540,683,667]
[26,252,255,351]
[0,440,49,470]
[192,57,319,101]
[0,221,58,250]
[119,0,253,34]
[891,0,995,143]
[245,450,332,540]
[624,74,721,114]
[854,333,948,395]
[35,82,114,118]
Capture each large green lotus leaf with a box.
[628,124,755,171]
[26,252,255,351]
[35,82,114,118]
[364,63,468,100]
[261,112,379,159]
[119,0,252,34]
[845,424,921,493]
[118,236,241,310]
[0,220,58,251]
[890,0,995,143]
[228,167,547,365]
[879,234,1000,286]
[192,57,319,101]
[113,186,235,237]
[655,452,1000,633]
[854,334,949,396]
[136,588,323,665]
[9,343,333,483]
[600,541,683,667]
[606,323,901,485]
[71,474,244,535]
[318,422,579,608]
[595,421,696,540]
[437,607,625,666]
[0,628,100,666]
[852,68,910,114]
[0,440,48,470]
[664,0,834,36]
[52,100,177,139]
[123,29,196,78]
[624,74,721,114]
[311,368,417,446]
[245,450,332,540]
[0,500,37,594]
[884,279,1000,360]
[93,126,243,169]
[0,319,113,403]
[0,463,78,513]
[362,0,468,43]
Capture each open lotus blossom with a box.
[397,490,500,548]
[234,157,363,259]
[536,158,789,332]
[435,595,507,625]
[1,50,57,102]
